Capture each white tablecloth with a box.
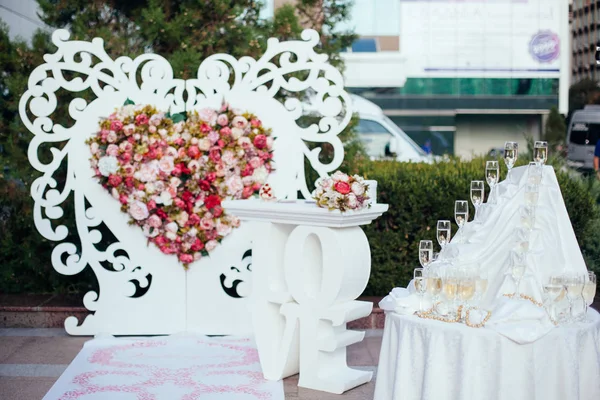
[374,309,600,400]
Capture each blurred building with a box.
[269,0,571,159]
[571,0,600,83]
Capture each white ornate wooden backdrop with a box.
[19,29,352,335]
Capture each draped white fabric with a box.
[374,310,600,400]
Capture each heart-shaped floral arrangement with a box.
[87,102,274,266]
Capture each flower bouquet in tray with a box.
[314,171,370,212]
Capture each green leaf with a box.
[123,98,135,106]
[171,112,186,123]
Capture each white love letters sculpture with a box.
[19,29,352,335]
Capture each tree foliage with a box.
[544,106,567,148]
[1,0,361,294]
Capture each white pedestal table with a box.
[374,309,600,400]
[223,199,388,394]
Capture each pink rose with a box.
[346,193,359,209]
[107,131,118,143]
[217,114,229,126]
[250,119,262,127]
[135,114,149,125]
[249,157,263,169]
[147,200,157,210]
[150,114,163,126]
[200,218,214,230]
[208,131,219,144]
[198,108,217,125]
[119,194,129,205]
[110,120,123,132]
[232,116,248,129]
[241,164,253,177]
[90,142,99,154]
[129,201,149,221]
[188,146,200,159]
[206,240,219,252]
[237,137,251,149]
[266,137,274,149]
[206,229,218,240]
[253,134,267,149]
[188,213,201,226]
[209,148,221,162]
[334,181,351,195]
[242,186,254,199]
[149,125,157,133]
[106,144,119,157]
[213,206,223,217]
[220,127,232,136]
[108,175,122,187]
[221,150,236,165]
[148,214,162,228]
[179,253,194,263]
[174,198,185,209]
[123,124,135,136]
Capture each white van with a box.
[566,105,600,170]
[351,95,433,163]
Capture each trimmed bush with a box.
[356,158,600,296]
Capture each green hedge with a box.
[1,158,599,296]
[357,157,600,296]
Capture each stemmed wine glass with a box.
[510,252,526,297]
[425,268,442,311]
[534,141,548,166]
[525,184,539,207]
[485,161,499,204]
[442,269,459,318]
[419,240,434,268]
[470,181,484,222]
[414,268,427,312]
[437,220,452,251]
[454,200,469,242]
[564,273,586,322]
[458,267,476,313]
[543,276,565,323]
[528,162,543,185]
[583,272,597,321]
[504,141,518,183]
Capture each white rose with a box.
[216,220,232,237]
[165,221,178,233]
[158,156,175,174]
[111,188,119,199]
[346,193,358,209]
[198,138,211,151]
[159,191,173,206]
[98,156,119,177]
[136,160,160,182]
[222,150,236,165]
[176,211,189,227]
[198,108,218,125]
[351,181,365,196]
[143,224,159,238]
[252,166,269,184]
[206,239,219,252]
[128,201,149,221]
[332,171,349,182]
[145,182,156,194]
[165,231,177,241]
[226,175,244,195]
[231,127,244,139]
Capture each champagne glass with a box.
[504,141,518,182]
[458,268,476,312]
[475,269,489,306]
[419,240,434,268]
[425,268,443,311]
[485,161,500,204]
[437,220,452,250]
[520,205,536,231]
[583,272,596,322]
[454,200,469,242]
[564,273,585,322]
[528,162,543,185]
[543,276,565,323]
[442,269,459,318]
[510,252,526,296]
[534,141,548,166]
[414,268,427,312]
[525,184,539,207]
[470,181,485,222]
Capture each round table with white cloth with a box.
[374,309,600,400]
